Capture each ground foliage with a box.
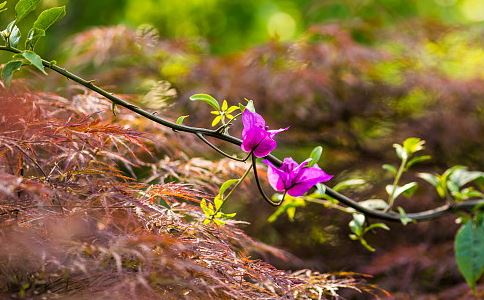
[0,88,387,299]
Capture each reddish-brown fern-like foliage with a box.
[0,87,384,299]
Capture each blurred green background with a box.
[2,0,484,54]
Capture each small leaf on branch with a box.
[403,137,425,155]
[307,146,323,167]
[189,93,220,110]
[386,182,418,199]
[15,0,41,22]
[0,1,7,13]
[33,6,66,31]
[26,27,45,50]
[393,143,407,160]
[382,164,397,175]
[218,179,239,196]
[176,115,189,125]
[359,199,388,211]
[21,50,47,74]
[333,179,366,192]
[397,207,413,225]
[455,216,484,292]
[406,155,431,169]
[2,21,21,47]
[1,60,23,86]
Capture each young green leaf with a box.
[176,115,189,125]
[333,179,366,192]
[25,27,45,50]
[386,182,418,199]
[449,168,484,188]
[267,195,305,222]
[21,50,47,74]
[4,21,21,47]
[417,172,439,187]
[1,60,23,86]
[307,146,323,167]
[397,207,413,225]
[406,155,431,169]
[200,199,214,217]
[359,199,388,211]
[33,6,66,31]
[189,93,220,110]
[15,0,41,22]
[0,1,7,13]
[382,164,397,175]
[403,137,425,155]
[245,99,256,112]
[393,143,407,160]
[365,222,390,232]
[455,217,484,292]
[213,194,223,210]
[218,179,239,196]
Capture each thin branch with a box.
[252,155,283,207]
[195,132,250,162]
[1,45,482,222]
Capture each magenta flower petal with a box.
[240,109,286,158]
[263,157,333,197]
[263,159,287,192]
[242,109,265,130]
[241,126,266,153]
[252,136,277,157]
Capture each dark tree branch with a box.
[1,46,482,223]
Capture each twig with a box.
[0,45,482,222]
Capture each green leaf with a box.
[189,93,220,110]
[307,146,323,167]
[25,27,45,50]
[349,213,365,236]
[1,60,23,87]
[455,217,484,291]
[406,155,431,169]
[397,207,413,225]
[0,1,7,13]
[365,222,390,232]
[417,172,439,187]
[21,50,46,74]
[176,115,189,125]
[333,179,366,192]
[211,115,222,127]
[218,179,239,196]
[359,199,388,211]
[267,195,305,222]
[244,99,256,112]
[15,0,41,22]
[219,212,236,219]
[3,21,21,47]
[33,6,66,31]
[403,137,425,155]
[393,143,407,160]
[449,168,484,188]
[386,182,418,199]
[200,199,214,217]
[382,164,397,175]
[213,194,223,210]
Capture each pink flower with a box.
[263,157,333,197]
[241,109,287,158]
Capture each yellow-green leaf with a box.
[21,51,47,75]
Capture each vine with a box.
[1,0,483,292]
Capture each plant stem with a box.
[0,45,482,222]
[386,157,407,212]
[213,163,253,215]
